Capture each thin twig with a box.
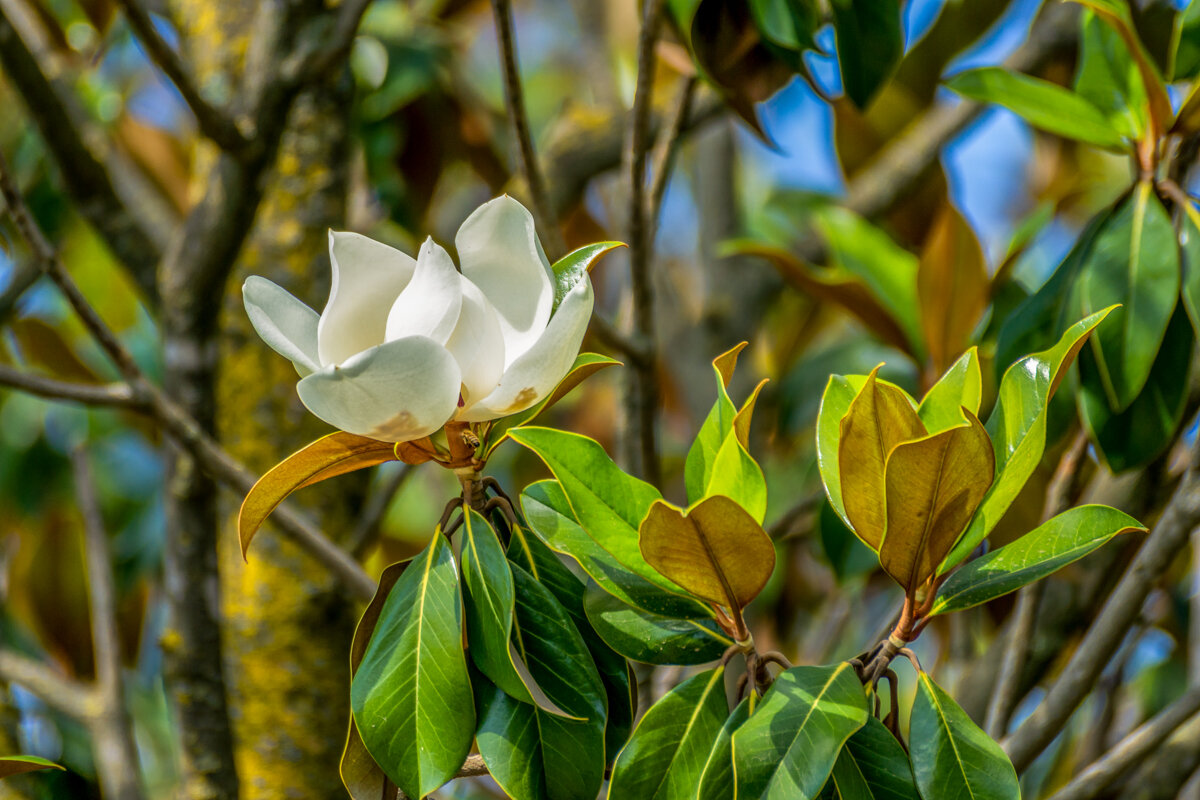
[0,650,93,720]
[622,0,666,488]
[1044,687,1200,800]
[0,366,146,409]
[489,0,564,258]
[646,76,696,240]
[114,0,248,152]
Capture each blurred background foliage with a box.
[2,0,1200,797]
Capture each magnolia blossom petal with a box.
[447,275,506,411]
[385,238,463,345]
[455,196,554,365]
[242,276,321,376]
[458,276,593,422]
[297,336,462,442]
[318,231,415,366]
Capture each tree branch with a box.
[113,0,248,152]
[0,650,93,721]
[0,366,145,408]
[489,0,564,257]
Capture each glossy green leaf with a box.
[552,241,624,310]
[607,667,730,799]
[838,369,926,551]
[749,0,816,55]
[521,479,708,618]
[474,670,606,800]
[940,308,1113,573]
[1074,10,1149,139]
[510,427,703,606]
[945,67,1127,149]
[0,755,63,778]
[460,507,569,716]
[583,580,732,665]
[910,672,1020,800]
[732,663,869,798]
[640,496,776,610]
[814,207,923,354]
[818,717,921,800]
[879,411,994,596]
[1079,302,1194,472]
[1076,182,1179,411]
[916,348,982,433]
[697,697,751,800]
[484,352,622,456]
[350,532,474,800]
[830,0,902,108]
[816,374,866,528]
[1180,203,1200,335]
[931,504,1144,616]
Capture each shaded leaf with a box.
[583,581,732,665]
[945,67,1127,149]
[819,717,921,800]
[640,496,776,610]
[350,533,474,799]
[917,205,988,374]
[838,369,925,551]
[239,432,434,558]
[1180,202,1200,335]
[607,667,729,799]
[732,663,869,798]
[940,308,1113,572]
[879,411,994,595]
[910,672,1019,800]
[831,0,902,109]
[1075,10,1149,140]
[931,504,1144,616]
[697,698,751,800]
[917,349,982,434]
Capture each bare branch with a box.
[0,365,145,408]
[396,756,489,800]
[114,0,248,152]
[489,0,564,258]
[0,650,93,721]
[1045,687,1200,800]
[647,77,697,241]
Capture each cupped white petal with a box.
[455,195,554,365]
[242,276,321,376]
[296,335,462,443]
[318,231,416,366]
[446,275,505,411]
[458,276,593,422]
[385,237,463,345]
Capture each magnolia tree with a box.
[3,0,1200,799]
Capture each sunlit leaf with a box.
[917,348,982,434]
[930,504,1144,616]
[696,698,751,800]
[1180,202,1200,335]
[640,495,776,611]
[583,581,732,665]
[879,411,994,595]
[552,241,624,311]
[940,308,1113,572]
[607,667,729,799]
[350,532,473,799]
[945,67,1127,149]
[838,368,925,551]
[0,755,64,778]
[1075,10,1149,140]
[910,672,1019,800]
[818,717,921,800]
[917,205,988,375]
[732,663,869,798]
[239,432,435,558]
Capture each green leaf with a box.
[460,507,570,716]
[1075,10,1150,139]
[484,353,622,457]
[732,663,869,798]
[819,717,921,800]
[940,308,1113,573]
[1076,182,1180,411]
[931,504,1144,616]
[697,697,751,800]
[816,374,865,528]
[607,667,730,799]
[521,479,709,618]
[750,0,816,55]
[511,561,608,723]
[945,67,1128,149]
[639,495,776,610]
[552,241,624,311]
[350,532,474,799]
[0,755,63,778]
[910,672,1019,800]
[1180,203,1200,335]
[830,0,902,108]
[509,427,705,606]
[474,670,606,800]
[583,580,732,665]
[814,208,923,354]
[1079,302,1194,472]
[916,348,983,433]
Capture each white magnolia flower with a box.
[242,196,594,443]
